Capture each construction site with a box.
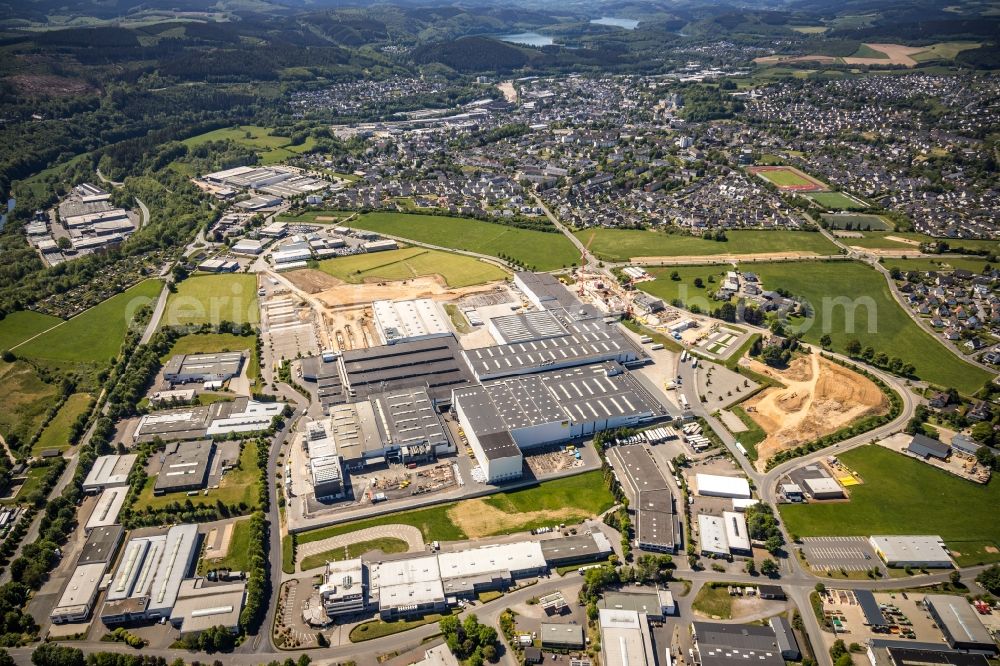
[740,352,890,470]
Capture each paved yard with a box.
[296,524,425,571]
[801,536,885,574]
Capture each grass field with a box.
[340,211,579,271]
[0,465,51,506]
[0,360,59,450]
[743,261,993,393]
[134,439,261,512]
[17,280,163,368]
[822,213,891,230]
[299,537,409,571]
[575,229,839,262]
[182,125,310,165]
[692,584,734,619]
[162,332,255,359]
[277,210,355,223]
[638,266,729,309]
[728,406,765,461]
[198,517,253,574]
[0,311,61,351]
[883,257,995,274]
[780,445,1000,565]
[297,471,614,544]
[163,274,259,327]
[749,166,827,190]
[846,232,999,254]
[32,393,92,455]
[912,41,981,62]
[851,43,890,59]
[810,193,870,211]
[316,247,508,288]
[349,613,453,643]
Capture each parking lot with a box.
[816,589,948,652]
[801,536,886,574]
[261,291,322,362]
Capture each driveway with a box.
[296,524,425,572]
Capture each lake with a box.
[498,32,554,47]
[591,17,640,30]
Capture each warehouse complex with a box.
[318,532,612,621]
[163,352,245,385]
[133,398,285,442]
[598,608,657,666]
[924,596,998,654]
[697,512,752,558]
[606,445,680,553]
[83,454,138,493]
[372,299,450,345]
[869,536,953,568]
[153,440,214,495]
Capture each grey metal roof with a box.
[154,440,213,493]
[490,309,569,344]
[694,621,785,666]
[856,590,888,627]
[925,595,995,649]
[908,434,951,459]
[79,525,124,565]
[370,387,449,449]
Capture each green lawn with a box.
[134,439,261,512]
[752,167,825,189]
[17,279,163,366]
[32,393,92,455]
[341,211,579,271]
[277,210,355,224]
[851,44,890,59]
[163,274,259,327]
[299,537,409,571]
[0,311,61,351]
[638,266,729,309]
[316,247,508,288]
[911,41,981,62]
[349,613,453,643]
[575,229,839,262]
[728,406,764,461]
[198,517,253,574]
[883,257,995,274]
[780,445,1000,564]
[0,465,51,506]
[810,192,870,211]
[443,304,471,334]
[692,584,734,619]
[297,504,468,545]
[743,261,993,393]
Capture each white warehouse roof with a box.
[869,535,953,567]
[437,541,545,580]
[695,474,751,499]
[86,487,128,531]
[372,299,450,344]
[83,454,138,491]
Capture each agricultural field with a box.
[0,310,61,352]
[743,261,993,393]
[911,41,981,62]
[780,445,1000,565]
[16,279,163,373]
[342,211,579,271]
[163,274,259,327]
[277,210,355,224]
[0,359,60,449]
[575,229,839,262]
[822,213,891,230]
[883,257,996,274]
[182,125,313,166]
[296,470,614,544]
[638,266,730,309]
[31,393,92,455]
[747,165,828,191]
[316,247,508,288]
[810,192,870,212]
[845,232,999,254]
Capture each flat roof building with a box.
[871,645,991,666]
[924,595,997,654]
[856,590,889,627]
[83,454,138,493]
[320,558,367,619]
[698,514,729,557]
[51,562,108,624]
[514,272,579,311]
[169,579,246,636]
[599,608,656,666]
[540,623,585,650]
[802,476,845,499]
[722,511,751,555]
[600,591,674,621]
[163,352,244,384]
[695,474,751,499]
[539,532,614,566]
[311,455,343,498]
[372,299,451,345]
[154,440,213,495]
[488,310,569,345]
[770,616,800,660]
[869,536,953,568]
[78,525,125,565]
[607,445,679,553]
[341,335,473,404]
[692,621,786,666]
[86,487,128,531]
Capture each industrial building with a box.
[462,326,645,381]
[539,531,614,567]
[163,351,245,384]
[923,595,997,654]
[599,590,676,621]
[770,616,801,660]
[78,525,125,566]
[170,579,247,636]
[606,445,679,553]
[907,434,951,461]
[101,524,201,624]
[153,440,213,495]
[134,398,285,442]
[83,454,138,493]
[488,310,569,345]
[598,609,656,666]
[802,476,845,500]
[85,487,128,531]
[372,299,451,345]
[320,559,368,619]
[310,455,344,498]
[540,623,586,650]
[454,362,667,483]
[50,563,108,624]
[868,536,953,568]
[514,271,580,311]
[695,474,751,499]
[697,511,750,558]
[868,642,992,666]
[692,621,786,666]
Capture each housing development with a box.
[0,2,998,666]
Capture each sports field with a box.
[31,393,92,455]
[743,261,993,393]
[17,279,163,367]
[575,228,839,262]
[182,125,316,166]
[822,213,890,230]
[316,247,509,288]
[341,211,579,271]
[163,274,259,327]
[811,192,870,211]
[0,310,61,351]
[296,470,614,544]
[780,445,1000,565]
[748,166,828,191]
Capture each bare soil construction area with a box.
[284,269,492,305]
[446,499,591,539]
[743,353,888,470]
